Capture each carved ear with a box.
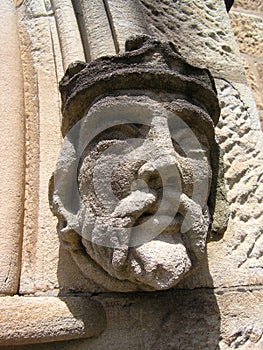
[208,142,229,240]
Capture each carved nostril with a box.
[138,163,162,190]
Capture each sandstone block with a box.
[16,8,63,294]
[0,0,25,294]
[78,0,116,60]
[3,288,262,349]
[106,0,149,52]
[138,0,244,81]
[242,56,263,114]
[230,12,263,57]
[256,61,263,86]
[233,0,263,13]
[51,0,85,69]
[0,296,106,345]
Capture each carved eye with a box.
[77,123,150,207]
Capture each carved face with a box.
[74,93,214,290]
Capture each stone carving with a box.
[50,36,228,291]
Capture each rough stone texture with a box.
[2,288,263,349]
[230,6,263,128]
[243,59,263,110]
[233,0,263,13]
[0,0,262,347]
[230,12,263,58]
[0,0,25,294]
[205,80,263,288]
[50,36,227,292]
[242,58,263,123]
[219,289,263,349]
[138,0,244,81]
[12,0,262,295]
[0,296,106,345]
[59,36,220,135]
[171,79,263,291]
[51,95,214,291]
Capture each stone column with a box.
[51,0,85,70]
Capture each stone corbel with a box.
[50,35,229,292]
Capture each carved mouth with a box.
[133,211,154,226]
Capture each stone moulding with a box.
[50,35,228,292]
[0,296,106,346]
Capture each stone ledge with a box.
[0,296,106,346]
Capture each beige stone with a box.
[48,15,64,81]
[0,0,25,294]
[178,80,263,290]
[138,0,244,81]
[14,0,24,7]
[209,80,263,287]
[16,3,63,294]
[14,0,263,296]
[50,36,224,292]
[106,0,149,52]
[219,289,263,349]
[242,56,263,113]
[230,12,263,58]
[51,0,85,70]
[233,0,263,13]
[0,296,106,345]
[256,61,263,89]
[0,0,261,347]
[256,61,263,127]
[17,21,40,296]
[77,0,116,60]
[3,288,262,349]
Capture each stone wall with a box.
[230,0,263,128]
[0,0,262,349]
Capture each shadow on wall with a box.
[2,247,221,349]
[55,252,222,349]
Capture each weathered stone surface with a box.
[233,0,263,13]
[106,0,149,52]
[12,0,262,298]
[256,60,263,124]
[3,288,263,350]
[1,0,261,347]
[0,296,106,345]
[242,56,263,114]
[76,0,116,60]
[17,1,62,295]
[219,289,263,349]
[0,0,25,294]
[52,95,214,291]
[178,79,263,290]
[256,61,263,85]
[51,0,85,70]
[59,36,219,135]
[51,36,226,292]
[230,2,263,128]
[230,12,263,58]
[138,0,244,81]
